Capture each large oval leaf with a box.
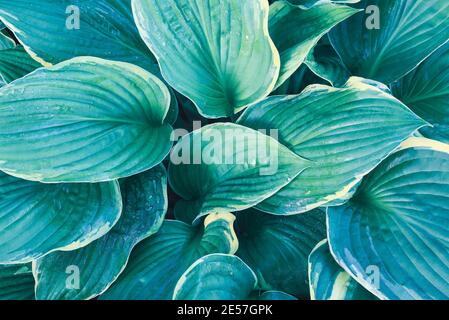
[308,240,377,300]
[0,172,121,264]
[173,254,257,300]
[33,165,167,300]
[100,213,238,300]
[327,137,449,299]
[329,0,449,84]
[269,0,359,88]
[132,0,280,118]
[235,208,326,298]
[169,123,309,223]
[0,57,173,183]
[0,263,35,300]
[0,0,156,70]
[392,42,449,144]
[238,78,426,214]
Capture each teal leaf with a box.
[329,0,449,84]
[33,165,168,300]
[309,240,377,300]
[173,254,257,300]
[132,0,280,118]
[0,0,156,71]
[238,78,426,214]
[269,0,359,88]
[304,36,350,87]
[100,213,238,300]
[169,123,309,224]
[327,137,449,299]
[0,263,35,300]
[235,208,326,297]
[0,57,173,183]
[392,42,449,144]
[0,172,121,264]
[0,46,40,86]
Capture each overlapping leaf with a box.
[0,172,121,264]
[33,165,167,300]
[308,240,376,300]
[0,0,156,71]
[0,264,35,300]
[328,137,449,299]
[173,254,295,300]
[0,57,173,183]
[235,208,325,297]
[133,0,280,118]
[238,78,426,214]
[100,213,238,300]
[268,0,359,88]
[330,0,449,84]
[392,42,449,144]
[169,123,309,223]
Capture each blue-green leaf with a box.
[132,0,280,118]
[33,165,167,300]
[327,137,449,299]
[269,0,359,88]
[392,42,449,144]
[0,57,173,183]
[100,213,238,300]
[0,172,121,264]
[0,263,35,300]
[235,208,326,298]
[309,240,377,300]
[169,123,309,224]
[329,0,449,84]
[238,78,426,214]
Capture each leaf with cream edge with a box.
[238,78,427,215]
[308,240,377,300]
[0,172,121,264]
[0,57,173,183]
[0,0,157,71]
[327,137,449,299]
[33,165,167,300]
[100,213,238,300]
[0,263,35,300]
[392,42,449,144]
[268,0,359,89]
[173,254,296,300]
[169,123,309,224]
[235,208,326,298]
[132,0,280,118]
[329,0,449,84]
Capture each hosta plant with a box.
[0,0,448,301]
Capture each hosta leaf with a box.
[329,0,449,84]
[34,165,167,300]
[305,36,350,87]
[327,137,449,299]
[272,64,328,95]
[235,208,326,297]
[174,254,296,300]
[392,42,449,144]
[308,240,377,300]
[0,264,35,300]
[0,32,13,50]
[132,0,280,118]
[0,57,173,183]
[169,123,309,224]
[0,0,156,71]
[269,0,359,88]
[238,78,426,214]
[100,213,238,300]
[0,47,40,86]
[173,254,257,300]
[0,172,121,264]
